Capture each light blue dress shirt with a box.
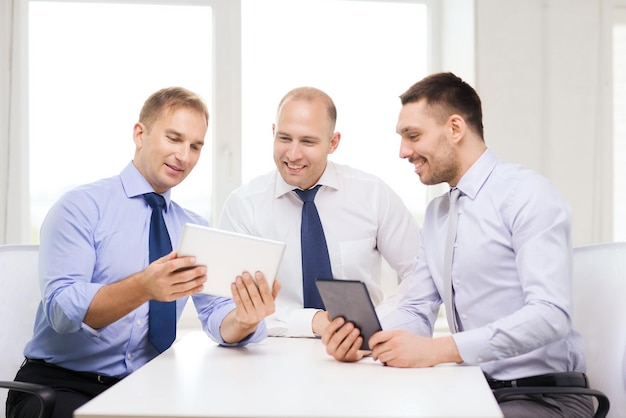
[381,149,586,380]
[24,162,266,378]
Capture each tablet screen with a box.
[315,279,382,350]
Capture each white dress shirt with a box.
[381,149,586,380]
[219,161,421,337]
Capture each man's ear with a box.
[133,122,145,148]
[448,114,466,145]
[328,132,341,154]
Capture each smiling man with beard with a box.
[321,73,594,418]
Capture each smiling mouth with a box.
[285,162,305,171]
[410,157,425,171]
[165,163,184,173]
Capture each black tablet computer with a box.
[315,278,382,350]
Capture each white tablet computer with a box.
[177,223,286,298]
[315,279,383,350]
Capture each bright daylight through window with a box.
[241,0,429,221]
[29,0,430,243]
[28,1,213,242]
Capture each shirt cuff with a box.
[206,302,267,346]
[287,308,319,337]
[452,326,495,365]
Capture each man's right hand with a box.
[84,251,206,329]
[142,251,207,302]
[320,316,368,362]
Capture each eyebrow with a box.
[276,131,321,141]
[398,126,417,134]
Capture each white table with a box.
[74,331,503,418]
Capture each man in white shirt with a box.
[321,73,594,417]
[219,87,420,337]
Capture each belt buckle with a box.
[489,379,512,389]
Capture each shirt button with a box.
[477,357,483,362]
[454,280,460,285]
[136,320,142,326]
[461,314,468,320]
[127,353,131,359]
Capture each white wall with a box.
[474,0,612,246]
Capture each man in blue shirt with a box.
[321,73,593,417]
[6,87,280,418]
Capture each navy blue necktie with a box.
[143,193,176,353]
[294,185,332,309]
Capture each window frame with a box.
[612,2,626,240]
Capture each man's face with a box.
[133,107,207,194]
[273,98,339,190]
[396,99,460,186]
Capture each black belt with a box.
[23,358,121,386]
[485,372,588,390]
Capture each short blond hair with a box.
[139,87,209,131]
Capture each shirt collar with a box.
[273,160,340,198]
[120,162,172,206]
[455,148,498,200]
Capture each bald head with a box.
[276,87,337,134]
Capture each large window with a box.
[29,1,213,241]
[241,0,430,219]
[28,0,431,243]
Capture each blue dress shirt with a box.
[381,149,586,380]
[24,162,266,378]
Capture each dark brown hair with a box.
[400,72,484,139]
